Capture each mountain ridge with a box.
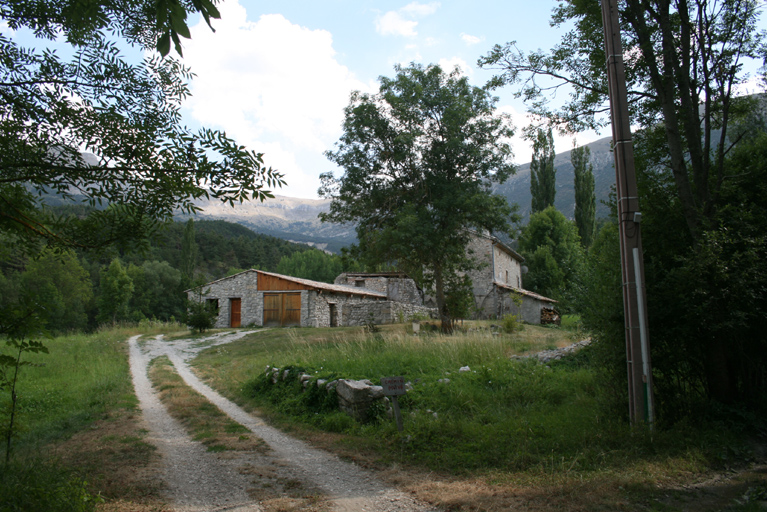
[196,135,617,252]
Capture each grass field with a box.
[191,322,767,511]
[1,320,765,512]
[0,322,186,512]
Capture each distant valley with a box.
[194,195,355,254]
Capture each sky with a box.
[5,1,765,199]
[178,0,607,199]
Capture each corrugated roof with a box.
[256,270,387,298]
[494,282,558,303]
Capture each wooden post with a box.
[600,0,655,426]
[381,376,407,432]
[391,395,404,432]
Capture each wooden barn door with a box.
[262,293,301,326]
[283,294,301,326]
[230,298,242,327]
[263,294,281,326]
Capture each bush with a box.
[186,300,216,334]
[501,313,521,333]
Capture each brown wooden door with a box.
[283,294,301,326]
[262,293,301,326]
[263,294,281,326]
[230,298,241,327]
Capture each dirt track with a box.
[128,332,440,512]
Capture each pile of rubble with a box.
[266,367,395,422]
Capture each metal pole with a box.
[600,0,655,426]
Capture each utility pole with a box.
[600,0,655,426]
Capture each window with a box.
[206,298,219,313]
[355,280,365,288]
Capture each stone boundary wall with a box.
[341,300,436,326]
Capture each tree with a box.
[480,0,767,413]
[320,63,516,332]
[180,219,199,288]
[134,260,184,321]
[519,206,584,306]
[530,128,556,213]
[572,143,596,248]
[97,259,134,324]
[480,0,766,241]
[0,1,285,257]
[276,250,352,284]
[19,249,93,332]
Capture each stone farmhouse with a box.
[188,269,433,328]
[189,233,555,328]
[464,231,558,324]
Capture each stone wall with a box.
[464,234,494,300]
[495,288,550,325]
[341,300,436,326]
[385,278,423,305]
[310,292,376,328]
[187,270,259,328]
[492,244,522,289]
[333,275,424,305]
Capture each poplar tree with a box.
[181,219,199,288]
[571,143,596,248]
[529,128,556,214]
[97,259,134,325]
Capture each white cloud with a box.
[181,1,372,198]
[376,2,440,38]
[401,2,440,17]
[460,33,482,46]
[438,57,473,77]
[496,104,602,163]
[376,11,418,37]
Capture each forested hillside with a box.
[0,216,351,334]
[120,219,313,278]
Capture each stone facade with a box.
[485,285,556,324]
[463,232,557,324]
[186,271,260,328]
[333,273,424,305]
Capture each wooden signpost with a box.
[380,376,406,432]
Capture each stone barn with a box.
[187,270,433,328]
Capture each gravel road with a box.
[129,331,441,512]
